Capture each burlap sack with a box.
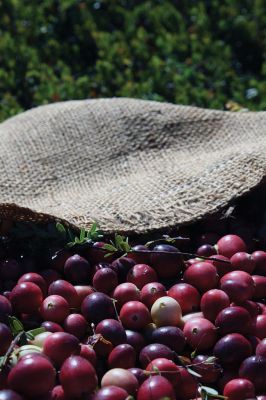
[0,98,265,234]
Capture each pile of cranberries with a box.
[0,227,265,400]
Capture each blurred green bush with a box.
[1,0,266,121]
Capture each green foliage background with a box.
[1,0,266,122]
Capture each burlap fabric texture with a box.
[0,98,265,234]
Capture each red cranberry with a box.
[183,262,218,292]
[112,282,140,309]
[254,314,266,339]
[81,292,115,324]
[59,355,98,398]
[93,386,129,400]
[80,344,97,367]
[139,343,174,368]
[48,280,79,308]
[108,343,136,369]
[43,332,80,367]
[215,306,253,335]
[213,333,252,366]
[51,385,67,400]
[18,272,47,296]
[63,313,88,339]
[146,358,180,388]
[120,301,151,330]
[200,289,230,321]
[256,338,266,358]
[93,268,118,294]
[220,270,255,302]
[8,354,56,398]
[137,375,175,400]
[127,264,158,290]
[230,252,255,274]
[183,317,217,351]
[150,244,183,278]
[10,282,43,314]
[217,234,247,258]
[95,319,127,346]
[40,295,70,323]
[140,282,167,308]
[168,283,200,314]
[252,275,266,299]
[64,254,91,284]
[252,250,266,275]
[239,355,266,392]
[41,321,64,333]
[223,378,255,400]
[174,367,198,400]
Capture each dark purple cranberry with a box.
[239,355,266,392]
[150,244,183,279]
[112,257,136,283]
[151,326,186,353]
[128,368,147,385]
[81,292,115,324]
[139,343,174,368]
[64,254,92,284]
[126,330,146,354]
[0,323,12,356]
[41,321,64,333]
[95,319,127,346]
[197,244,217,257]
[0,295,12,323]
[213,333,252,366]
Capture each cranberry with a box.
[80,344,97,366]
[95,319,127,346]
[230,252,255,274]
[51,385,67,400]
[60,355,98,398]
[81,292,115,324]
[239,355,266,392]
[129,368,147,385]
[223,378,255,400]
[192,355,221,384]
[48,280,79,309]
[139,343,174,368]
[127,245,150,265]
[127,264,158,290]
[183,317,217,351]
[252,250,266,275]
[93,268,118,294]
[217,234,247,258]
[200,289,230,321]
[140,282,167,309]
[215,306,253,335]
[210,254,232,277]
[8,354,56,398]
[168,283,200,314]
[213,333,252,366]
[174,367,198,400]
[0,295,12,323]
[112,257,136,283]
[0,323,12,356]
[74,285,94,308]
[256,338,266,358]
[101,368,139,395]
[112,282,140,309]
[125,330,146,354]
[43,332,80,367]
[150,326,186,353]
[151,296,182,327]
[50,249,72,272]
[64,254,91,284]
[63,313,88,339]
[137,375,175,400]
[231,299,261,317]
[120,301,150,330]
[108,343,136,369]
[41,321,64,333]
[10,282,43,314]
[254,314,266,339]
[93,386,129,400]
[183,262,218,292]
[146,358,180,388]
[197,244,217,257]
[0,390,24,400]
[150,244,183,278]
[220,270,255,302]
[252,275,266,299]
[18,273,47,296]
[40,295,70,323]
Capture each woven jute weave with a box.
[0,98,265,234]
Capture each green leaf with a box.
[187,367,202,378]
[8,316,24,336]
[79,228,86,242]
[26,327,46,339]
[103,244,117,252]
[56,222,66,236]
[204,356,217,364]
